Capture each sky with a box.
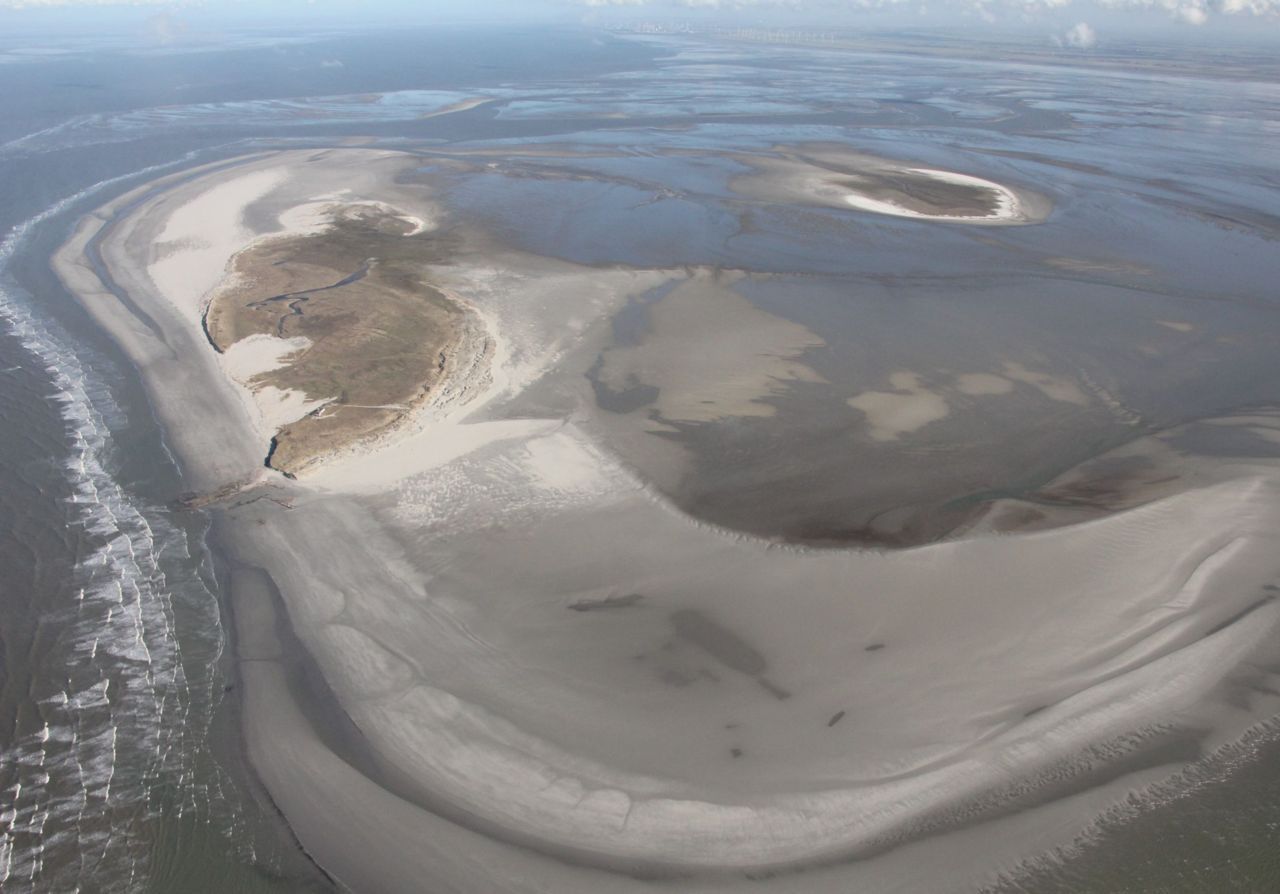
[0,0,1277,46]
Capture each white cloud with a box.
[570,0,1280,24]
[1,0,188,6]
[3,0,1278,27]
[1063,19,1097,45]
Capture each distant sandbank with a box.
[733,144,1053,225]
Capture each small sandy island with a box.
[49,146,1280,893]
[733,144,1052,225]
[55,148,491,486]
[203,201,470,476]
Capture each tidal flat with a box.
[13,26,1280,894]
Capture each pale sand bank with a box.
[840,167,1026,222]
[848,371,950,440]
[277,195,433,236]
[54,148,1280,890]
[148,167,289,320]
[219,334,328,432]
[592,269,825,428]
[847,365,1091,442]
[732,144,1053,226]
[421,96,496,119]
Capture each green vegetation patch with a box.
[204,211,464,476]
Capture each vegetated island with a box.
[732,144,1053,224]
[203,206,466,477]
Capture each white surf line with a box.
[0,150,255,892]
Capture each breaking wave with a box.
[0,162,251,891]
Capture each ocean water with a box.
[0,153,324,892]
[0,22,1278,892]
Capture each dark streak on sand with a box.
[670,610,766,675]
[827,710,846,728]
[568,592,644,612]
[670,609,793,700]
[1204,594,1277,638]
[247,261,372,338]
[758,678,792,701]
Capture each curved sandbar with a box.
[733,144,1052,225]
[51,148,1280,888]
